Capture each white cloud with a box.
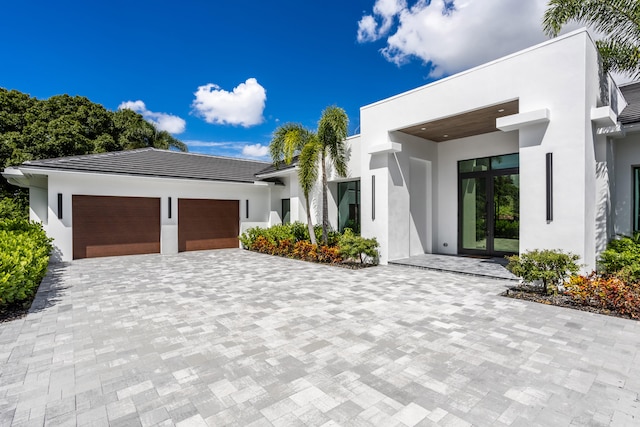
[118,100,186,134]
[192,78,267,127]
[242,143,269,159]
[358,0,556,77]
[184,140,270,160]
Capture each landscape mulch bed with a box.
[0,300,32,323]
[502,285,637,321]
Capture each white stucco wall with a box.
[24,169,272,262]
[358,29,606,268]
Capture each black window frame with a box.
[634,166,640,233]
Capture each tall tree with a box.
[112,108,187,151]
[543,0,640,77]
[317,106,349,244]
[0,88,188,210]
[269,123,318,244]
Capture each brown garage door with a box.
[73,195,160,259]
[178,199,239,252]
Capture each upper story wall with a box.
[359,29,597,146]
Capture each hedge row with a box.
[0,219,52,306]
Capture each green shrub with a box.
[313,224,340,247]
[598,233,640,283]
[506,249,580,294]
[240,222,312,248]
[240,222,341,249]
[0,219,53,306]
[0,197,28,221]
[338,228,379,264]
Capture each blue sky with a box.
[2,1,568,159]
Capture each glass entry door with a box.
[460,177,488,251]
[459,154,519,256]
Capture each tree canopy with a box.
[543,0,640,77]
[0,88,187,200]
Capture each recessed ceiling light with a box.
[420,127,426,131]
[443,134,449,137]
[498,109,505,113]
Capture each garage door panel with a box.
[73,195,160,259]
[85,242,160,258]
[178,199,239,252]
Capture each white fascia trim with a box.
[1,167,31,188]
[368,142,402,155]
[255,167,297,179]
[591,106,617,127]
[16,167,261,187]
[497,109,550,132]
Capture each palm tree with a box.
[153,129,188,152]
[543,0,640,77]
[269,122,319,245]
[317,106,349,244]
[269,107,349,245]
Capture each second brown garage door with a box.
[178,198,239,252]
[73,195,161,259]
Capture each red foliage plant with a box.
[565,273,640,319]
[317,245,343,264]
[249,235,343,264]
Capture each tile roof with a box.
[619,81,640,125]
[255,156,299,176]
[21,148,271,183]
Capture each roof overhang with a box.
[591,106,617,127]
[396,100,519,142]
[9,165,261,187]
[368,142,402,155]
[255,167,297,179]
[2,167,31,188]
[496,108,550,132]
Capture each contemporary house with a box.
[4,29,640,271]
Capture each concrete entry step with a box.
[389,253,519,281]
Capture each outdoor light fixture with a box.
[498,109,505,113]
[57,193,63,219]
[372,175,376,221]
[546,152,553,222]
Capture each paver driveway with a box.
[1,249,639,427]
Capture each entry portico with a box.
[356,29,623,270]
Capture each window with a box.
[634,167,640,232]
[282,199,290,224]
[337,180,360,233]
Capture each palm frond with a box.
[298,136,320,197]
[318,106,349,177]
[269,122,310,167]
[544,0,640,42]
[543,0,640,75]
[596,38,640,78]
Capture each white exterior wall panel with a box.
[37,171,270,261]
